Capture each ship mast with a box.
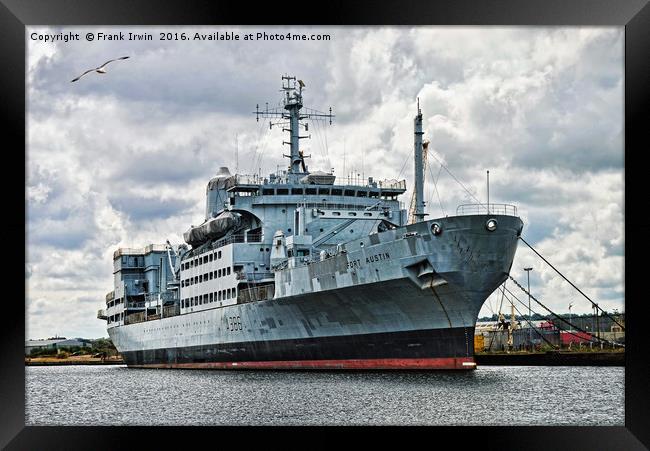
[254,75,334,181]
[413,98,427,222]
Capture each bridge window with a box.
[227,267,231,275]
[331,188,342,196]
[369,191,379,198]
[209,254,213,262]
[277,188,289,195]
[305,188,316,195]
[344,189,355,196]
[292,188,303,195]
[357,191,367,197]
[262,188,274,195]
[348,212,357,216]
[318,188,330,195]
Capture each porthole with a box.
[431,222,442,236]
[486,218,498,232]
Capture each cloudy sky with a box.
[26,26,624,339]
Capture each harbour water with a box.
[25,365,624,426]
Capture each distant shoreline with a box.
[475,350,624,366]
[26,360,125,366]
[25,356,124,366]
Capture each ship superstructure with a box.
[98,75,523,370]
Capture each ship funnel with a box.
[216,167,231,177]
[205,167,235,220]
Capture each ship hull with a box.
[121,326,475,369]
[109,214,523,370]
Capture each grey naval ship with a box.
[98,75,523,370]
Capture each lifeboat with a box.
[183,211,241,247]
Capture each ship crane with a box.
[408,99,428,224]
[408,140,429,224]
[165,240,187,285]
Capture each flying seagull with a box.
[71,56,130,82]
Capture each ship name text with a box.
[346,252,391,270]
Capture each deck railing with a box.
[144,291,176,305]
[235,271,274,282]
[456,203,518,217]
[238,285,275,304]
[211,233,262,249]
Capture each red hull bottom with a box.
[129,357,477,370]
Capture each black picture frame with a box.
[3,0,649,448]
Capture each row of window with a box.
[181,267,232,287]
[182,250,223,270]
[107,298,123,308]
[261,187,397,200]
[108,312,124,324]
[121,256,143,267]
[182,288,236,308]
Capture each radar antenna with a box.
[254,75,334,180]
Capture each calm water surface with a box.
[26,365,623,425]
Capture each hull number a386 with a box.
[227,316,242,331]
